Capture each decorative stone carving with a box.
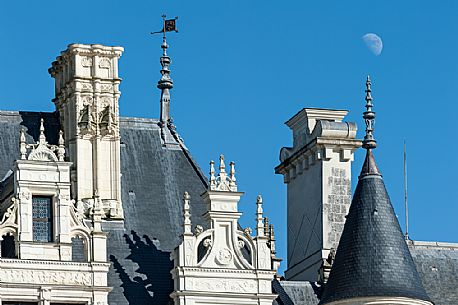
[81,57,93,67]
[209,155,237,191]
[100,84,113,92]
[216,248,233,265]
[189,278,257,293]
[202,238,212,248]
[0,269,92,286]
[99,58,110,69]
[194,225,204,236]
[82,83,93,91]
[19,189,31,201]
[23,118,66,162]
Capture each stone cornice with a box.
[275,137,362,175]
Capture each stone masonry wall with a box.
[325,167,351,249]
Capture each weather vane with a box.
[151,15,178,39]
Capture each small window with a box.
[32,196,53,242]
[1,234,16,258]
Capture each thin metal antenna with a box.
[404,140,409,240]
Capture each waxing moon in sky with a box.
[362,33,383,56]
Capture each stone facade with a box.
[0,119,110,304]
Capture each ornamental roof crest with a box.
[209,155,237,192]
[20,118,65,162]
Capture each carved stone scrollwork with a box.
[82,83,93,91]
[99,58,111,69]
[19,189,31,201]
[194,225,204,236]
[0,269,93,286]
[81,57,93,67]
[23,118,65,162]
[216,248,233,266]
[100,84,113,92]
[202,238,212,248]
[0,200,17,225]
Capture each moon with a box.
[362,33,383,56]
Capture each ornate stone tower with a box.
[49,44,124,219]
[275,108,361,281]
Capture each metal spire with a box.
[362,76,377,150]
[359,76,381,179]
[157,26,173,127]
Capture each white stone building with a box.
[0,38,456,305]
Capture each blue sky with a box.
[1,1,457,274]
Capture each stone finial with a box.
[38,118,47,145]
[229,161,236,188]
[219,154,226,175]
[256,195,264,237]
[269,224,276,255]
[363,76,377,149]
[19,128,27,160]
[57,130,66,161]
[209,160,216,188]
[264,217,269,236]
[209,155,238,192]
[183,192,192,235]
[92,189,104,232]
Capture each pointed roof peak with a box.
[363,76,377,150]
[359,149,382,179]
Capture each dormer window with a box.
[32,196,53,242]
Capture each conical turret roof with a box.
[319,77,432,305]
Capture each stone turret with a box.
[48,44,124,219]
[319,77,432,305]
[275,108,361,281]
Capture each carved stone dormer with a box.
[171,156,278,305]
[1,120,111,304]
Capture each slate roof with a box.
[0,111,208,305]
[319,149,432,304]
[273,279,321,305]
[409,241,458,305]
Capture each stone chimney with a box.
[275,108,361,281]
[49,44,124,219]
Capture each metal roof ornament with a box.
[152,15,178,134]
[362,76,377,150]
